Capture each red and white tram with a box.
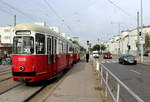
[12,23,80,82]
[73,44,80,64]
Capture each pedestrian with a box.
[86,52,89,63]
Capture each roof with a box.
[14,23,73,44]
[14,23,53,34]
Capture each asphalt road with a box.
[100,57,150,102]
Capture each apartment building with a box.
[105,26,150,56]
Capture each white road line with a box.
[106,61,110,63]
[130,70,141,75]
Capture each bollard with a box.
[96,59,100,71]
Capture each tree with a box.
[144,34,150,55]
[144,34,150,50]
[92,44,100,51]
[100,44,106,54]
[100,44,106,51]
[80,46,86,52]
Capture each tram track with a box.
[0,68,11,72]
[28,68,75,102]
[0,65,77,102]
[0,84,44,102]
[0,77,11,83]
[0,78,21,95]
[0,83,22,95]
[0,71,11,76]
[0,66,11,71]
[0,71,12,82]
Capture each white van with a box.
[92,51,99,58]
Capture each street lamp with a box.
[87,40,89,45]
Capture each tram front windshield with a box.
[13,36,34,54]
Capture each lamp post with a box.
[140,0,144,62]
[87,40,90,52]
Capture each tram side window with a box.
[36,34,45,54]
[63,42,67,54]
[47,38,51,54]
[54,39,57,54]
[69,45,73,53]
[58,40,63,54]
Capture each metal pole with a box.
[118,24,121,55]
[140,0,144,62]
[116,83,120,102]
[14,15,16,26]
[105,72,108,97]
[100,66,103,86]
[137,12,140,59]
[118,23,120,35]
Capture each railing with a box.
[94,59,144,102]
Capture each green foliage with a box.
[92,44,100,51]
[100,44,106,51]
[72,40,79,45]
[80,46,86,52]
[144,34,150,50]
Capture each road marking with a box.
[130,70,141,75]
[106,61,110,63]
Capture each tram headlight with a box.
[19,66,25,71]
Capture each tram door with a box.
[47,37,52,74]
[52,37,57,75]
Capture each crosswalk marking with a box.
[101,59,118,64]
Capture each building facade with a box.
[0,26,13,57]
[105,26,150,56]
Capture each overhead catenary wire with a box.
[43,0,75,34]
[0,6,14,15]
[107,0,136,29]
[0,0,37,21]
[107,0,131,17]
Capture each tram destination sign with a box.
[16,30,31,35]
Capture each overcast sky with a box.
[0,0,150,46]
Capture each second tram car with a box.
[12,23,80,82]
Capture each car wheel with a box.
[134,61,137,65]
[122,61,125,65]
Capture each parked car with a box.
[119,54,137,65]
[103,52,112,59]
[92,51,99,58]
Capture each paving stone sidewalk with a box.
[46,61,102,102]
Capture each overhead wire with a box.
[43,0,75,34]
[107,0,131,17]
[0,5,14,15]
[0,0,37,21]
[107,0,136,28]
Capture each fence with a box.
[93,59,144,102]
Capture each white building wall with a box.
[0,26,13,44]
[106,27,150,56]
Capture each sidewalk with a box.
[46,61,102,102]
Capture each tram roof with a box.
[14,23,54,34]
[14,23,74,44]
